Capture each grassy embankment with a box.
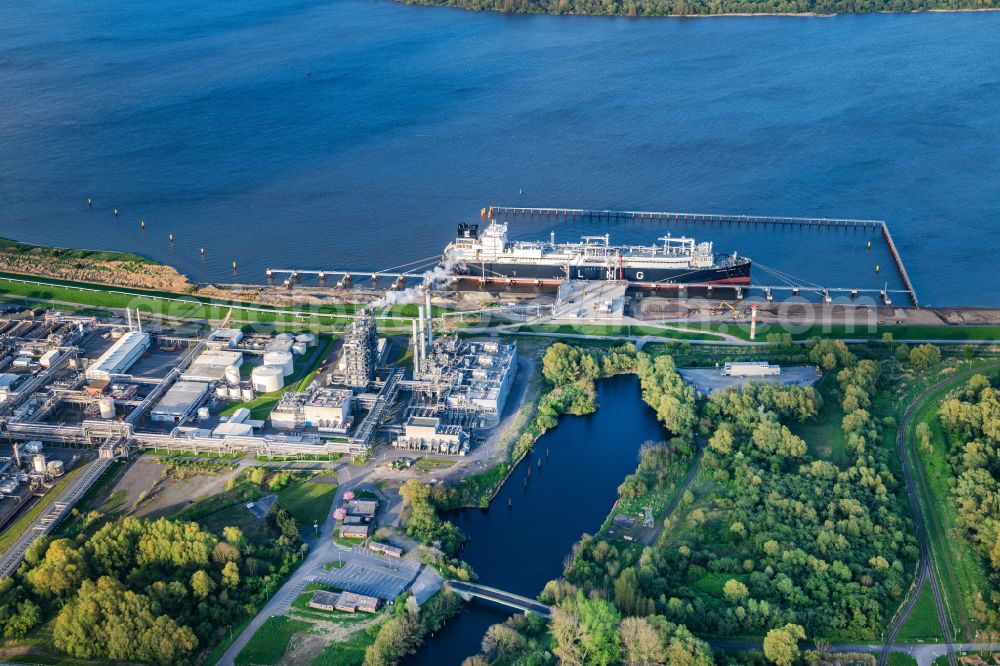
[234,616,312,666]
[0,271,415,328]
[903,364,1000,641]
[673,321,1000,343]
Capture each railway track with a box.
[879,363,1000,666]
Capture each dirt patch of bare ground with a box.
[280,617,382,666]
[133,462,244,518]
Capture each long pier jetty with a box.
[488,205,919,307]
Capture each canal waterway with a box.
[407,375,666,665]
[1,1,999,305]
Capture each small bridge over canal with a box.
[445,580,552,617]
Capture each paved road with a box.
[712,641,1000,666]
[878,363,1000,666]
[216,466,442,666]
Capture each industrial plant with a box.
[0,293,519,579]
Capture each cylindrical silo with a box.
[216,385,229,399]
[263,351,294,377]
[241,385,254,401]
[197,406,210,421]
[275,332,294,342]
[295,333,316,347]
[228,384,242,399]
[32,454,47,474]
[251,365,284,393]
[98,396,116,419]
[47,460,65,477]
[224,365,241,385]
[291,342,307,355]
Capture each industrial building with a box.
[340,311,378,388]
[150,381,209,423]
[392,415,469,455]
[85,330,150,381]
[411,336,516,428]
[270,387,354,432]
[206,328,244,349]
[180,349,243,383]
[721,361,781,377]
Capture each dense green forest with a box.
[462,340,925,664]
[937,374,1000,628]
[0,468,308,664]
[398,0,999,17]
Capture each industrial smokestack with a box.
[417,305,426,372]
[136,309,142,333]
[411,319,421,376]
[425,290,433,346]
[12,443,20,469]
[750,303,758,341]
[126,308,133,331]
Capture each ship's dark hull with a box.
[454,260,751,286]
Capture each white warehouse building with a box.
[85,331,150,381]
[151,381,209,423]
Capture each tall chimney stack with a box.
[411,319,421,376]
[417,305,426,372]
[750,303,758,341]
[425,290,433,346]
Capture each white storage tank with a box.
[275,333,295,342]
[241,385,254,401]
[197,406,210,421]
[251,365,284,393]
[295,333,316,347]
[228,384,242,399]
[32,454,47,474]
[47,460,65,477]
[98,396,116,419]
[224,365,241,385]
[215,385,229,399]
[291,342,307,355]
[263,351,294,377]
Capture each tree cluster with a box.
[363,590,463,666]
[558,348,914,642]
[399,0,1000,17]
[0,478,307,662]
[937,374,1000,628]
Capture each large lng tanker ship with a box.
[443,221,751,287]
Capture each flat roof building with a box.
[393,415,468,456]
[86,331,150,381]
[270,387,354,432]
[151,381,209,423]
[722,361,781,377]
[181,350,243,383]
[206,328,244,349]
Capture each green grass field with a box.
[309,628,377,666]
[234,616,312,666]
[278,480,339,528]
[896,583,945,641]
[413,457,456,473]
[792,373,847,467]
[888,653,918,666]
[908,366,999,641]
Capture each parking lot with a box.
[678,365,821,395]
[313,548,421,601]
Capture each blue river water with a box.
[410,375,666,665]
[1,2,999,305]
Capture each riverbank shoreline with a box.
[397,1,1000,18]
